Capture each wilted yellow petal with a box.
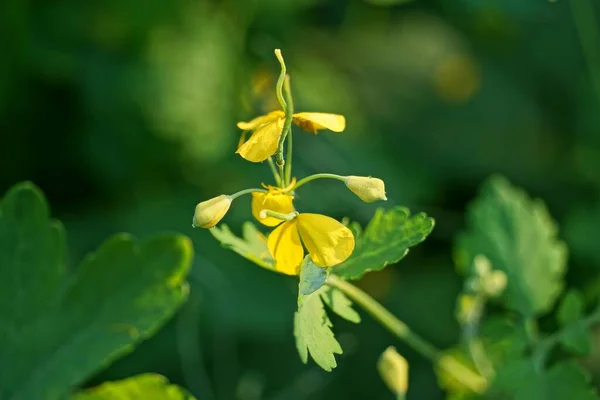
[296,214,354,267]
[292,113,346,134]
[267,220,304,275]
[251,192,295,227]
[237,110,284,130]
[236,118,284,162]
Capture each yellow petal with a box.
[292,113,346,134]
[296,214,355,267]
[251,191,295,227]
[267,220,304,275]
[237,110,285,130]
[236,118,284,162]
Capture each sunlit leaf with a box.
[333,207,435,280]
[210,222,275,270]
[455,176,567,317]
[72,374,195,399]
[0,182,192,400]
[321,286,361,324]
[294,287,343,371]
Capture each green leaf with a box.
[209,222,275,270]
[0,182,193,400]
[320,286,361,323]
[72,373,196,399]
[455,176,567,317]
[515,361,599,400]
[294,287,343,371]
[560,320,593,355]
[333,206,435,280]
[299,256,327,295]
[557,290,585,326]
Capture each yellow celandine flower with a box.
[251,185,355,275]
[237,111,346,162]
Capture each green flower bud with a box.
[377,346,409,397]
[345,176,387,203]
[193,195,232,228]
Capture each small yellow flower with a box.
[237,111,346,162]
[267,213,354,275]
[345,176,387,203]
[251,185,354,275]
[193,195,232,228]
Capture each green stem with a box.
[327,275,487,394]
[533,306,600,369]
[267,157,281,186]
[285,128,293,186]
[276,77,294,186]
[274,49,287,112]
[229,188,267,200]
[463,293,494,379]
[570,0,600,106]
[293,173,346,191]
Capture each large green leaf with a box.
[514,361,599,400]
[299,256,327,296]
[294,287,343,371]
[455,176,567,317]
[556,290,592,355]
[0,182,193,400]
[333,206,435,280]
[72,374,195,399]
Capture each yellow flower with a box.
[237,111,346,162]
[267,213,355,275]
[193,195,232,228]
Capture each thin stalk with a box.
[229,188,267,200]
[462,293,494,379]
[327,275,487,394]
[293,173,346,191]
[276,76,294,186]
[570,0,600,106]
[285,128,293,186]
[267,157,282,186]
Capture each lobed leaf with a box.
[299,256,327,296]
[72,373,196,400]
[0,182,193,400]
[455,176,567,317]
[209,222,275,270]
[294,287,343,371]
[333,206,435,280]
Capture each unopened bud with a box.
[377,346,409,397]
[482,270,507,298]
[193,195,232,228]
[345,176,387,203]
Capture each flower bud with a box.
[377,346,408,397]
[345,176,387,203]
[193,195,232,228]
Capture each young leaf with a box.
[299,256,327,295]
[455,176,567,317]
[557,290,585,326]
[560,320,592,355]
[294,287,343,371]
[333,207,435,280]
[320,286,361,323]
[514,361,599,400]
[72,373,196,399]
[0,182,193,400]
[210,222,275,270]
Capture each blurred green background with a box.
[3,0,600,398]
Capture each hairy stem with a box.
[327,275,487,394]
